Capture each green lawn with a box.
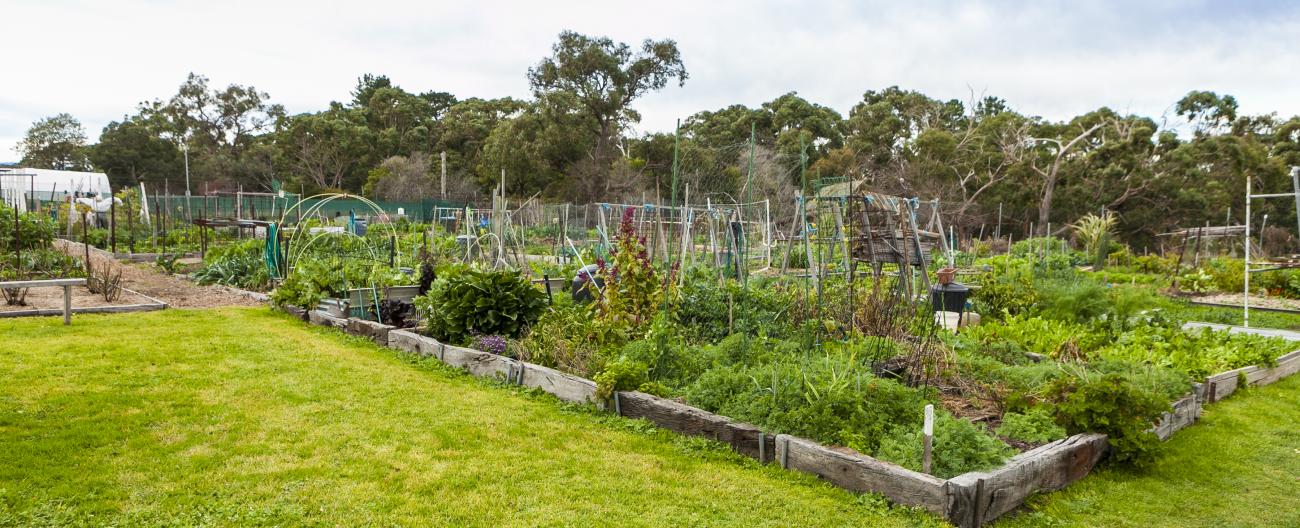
[993,373,1300,527]
[0,308,940,527]
[4,308,1297,528]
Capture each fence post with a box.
[110,197,116,254]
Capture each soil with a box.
[114,262,263,308]
[1190,292,1300,311]
[48,240,265,308]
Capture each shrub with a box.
[416,266,546,344]
[1047,372,1170,465]
[996,407,1067,444]
[1133,254,1176,275]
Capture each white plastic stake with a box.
[922,404,934,475]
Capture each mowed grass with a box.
[994,373,1300,528]
[0,308,941,527]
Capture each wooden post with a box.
[110,197,116,254]
[440,150,447,198]
[922,404,934,475]
[127,191,135,253]
[63,284,72,325]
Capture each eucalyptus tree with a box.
[15,113,90,171]
[527,30,687,200]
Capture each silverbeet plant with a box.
[415,266,546,344]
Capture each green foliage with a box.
[597,208,660,329]
[996,407,1067,444]
[1178,268,1215,293]
[960,314,1098,358]
[1097,326,1286,379]
[1205,257,1244,293]
[194,239,270,291]
[1070,212,1115,259]
[683,346,939,457]
[270,256,371,309]
[971,262,1039,318]
[1133,254,1177,275]
[1048,372,1170,465]
[0,203,57,250]
[593,356,650,400]
[416,266,546,344]
[675,268,799,341]
[877,411,1014,479]
[1034,278,1111,323]
[154,252,182,274]
[517,295,622,377]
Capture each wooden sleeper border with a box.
[299,309,1299,527]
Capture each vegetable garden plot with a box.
[248,200,1300,526]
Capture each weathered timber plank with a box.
[947,433,1107,527]
[346,318,394,346]
[0,303,166,318]
[0,278,86,288]
[773,434,948,516]
[517,362,597,403]
[1246,352,1300,387]
[1206,349,1300,402]
[386,329,435,356]
[308,310,347,329]
[1154,395,1201,441]
[441,344,512,379]
[281,306,309,321]
[616,391,768,458]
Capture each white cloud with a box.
[2,0,1298,159]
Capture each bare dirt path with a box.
[50,239,264,308]
[116,262,264,308]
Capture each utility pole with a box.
[440,151,447,199]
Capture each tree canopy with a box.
[20,30,1300,249]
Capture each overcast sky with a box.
[4,0,1299,160]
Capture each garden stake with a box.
[922,404,934,475]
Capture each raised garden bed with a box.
[294,306,1300,526]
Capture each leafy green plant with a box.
[996,407,1067,444]
[194,240,271,291]
[154,253,182,274]
[971,265,1039,319]
[876,411,1014,479]
[1047,372,1170,465]
[415,266,546,344]
[597,208,661,328]
[593,356,650,400]
[1070,212,1116,259]
[1178,269,1215,293]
